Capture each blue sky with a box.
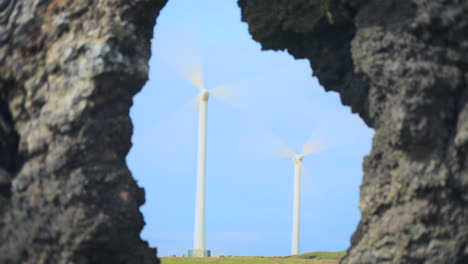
[127,0,374,257]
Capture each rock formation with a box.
[239,0,468,263]
[0,0,167,263]
[1,0,467,263]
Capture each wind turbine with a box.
[170,53,239,257]
[273,135,325,255]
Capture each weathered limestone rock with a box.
[2,0,467,262]
[239,0,468,263]
[0,0,167,263]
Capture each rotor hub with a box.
[199,90,210,101]
[293,154,303,164]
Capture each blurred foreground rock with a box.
[239,0,467,263]
[0,0,167,263]
[1,0,467,263]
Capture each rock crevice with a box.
[0,78,21,217]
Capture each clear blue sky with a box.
[127,0,374,257]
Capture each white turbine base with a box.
[194,99,208,250]
[189,248,211,257]
[291,161,302,255]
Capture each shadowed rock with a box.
[239,0,468,263]
[1,0,467,263]
[0,0,167,263]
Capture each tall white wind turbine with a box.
[171,53,239,257]
[273,135,325,255]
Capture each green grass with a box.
[289,251,347,260]
[161,251,346,264]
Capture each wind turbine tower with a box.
[292,154,303,255]
[192,88,209,257]
[273,135,325,255]
[170,53,239,257]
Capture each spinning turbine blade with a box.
[185,54,205,91]
[210,79,260,112]
[166,49,206,91]
[301,134,326,157]
[161,96,199,127]
[181,97,200,115]
[150,97,199,156]
[270,136,296,159]
[210,83,240,104]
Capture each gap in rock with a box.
[128,0,374,257]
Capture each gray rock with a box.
[1,0,466,263]
[0,168,11,185]
[239,0,468,263]
[0,0,167,263]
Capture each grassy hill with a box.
[161,251,346,264]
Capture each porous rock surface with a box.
[0,0,167,263]
[239,0,467,263]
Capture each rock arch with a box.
[0,0,466,263]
